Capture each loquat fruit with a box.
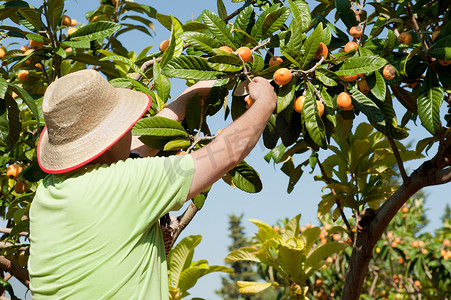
[273,68,292,85]
[14,181,27,194]
[397,32,412,45]
[344,41,358,53]
[314,42,328,60]
[358,79,370,94]
[6,163,23,179]
[337,92,353,111]
[349,26,363,38]
[29,39,44,50]
[382,64,396,80]
[316,100,324,117]
[244,95,254,108]
[293,95,305,113]
[218,46,233,53]
[159,40,170,52]
[17,70,29,82]
[269,56,283,67]
[67,27,78,36]
[62,15,72,26]
[70,19,77,26]
[340,74,358,82]
[235,46,252,63]
[437,59,451,67]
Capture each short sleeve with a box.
[127,155,194,222]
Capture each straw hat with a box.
[37,69,152,174]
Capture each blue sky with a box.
[6,0,451,299]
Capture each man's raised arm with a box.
[187,77,277,199]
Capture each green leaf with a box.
[207,54,243,72]
[237,281,272,294]
[229,161,262,193]
[429,36,451,60]
[0,78,7,99]
[303,82,326,148]
[381,30,396,58]
[349,85,384,124]
[299,227,321,254]
[367,71,386,101]
[282,213,301,241]
[153,59,171,103]
[277,77,296,113]
[305,242,348,268]
[162,56,223,80]
[163,139,191,151]
[225,247,260,262]
[417,69,444,135]
[202,10,236,48]
[217,0,227,20]
[178,265,233,292]
[233,5,254,45]
[301,23,323,69]
[68,21,121,42]
[132,116,189,138]
[278,245,304,282]
[289,0,311,33]
[192,185,210,210]
[168,235,202,286]
[261,7,290,39]
[99,54,146,78]
[160,16,184,68]
[47,0,64,31]
[335,56,388,76]
[19,8,41,30]
[251,4,280,41]
[8,83,40,125]
[316,68,338,87]
[180,32,221,56]
[335,0,357,29]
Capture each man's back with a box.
[29,156,194,299]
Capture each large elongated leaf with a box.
[153,59,171,103]
[305,242,348,268]
[8,83,39,124]
[229,161,262,193]
[237,281,272,294]
[162,56,223,80]
[381,30,395,58]
[160,16,184,68]
[335,56,388,76]
[278,245,304,282]
[277,77,296,113]
[233,5,254,44]
[429,36,451,60]
[180,32,221,56]
[225,247,260,262]
[367,71,386,101]
[202,10,236,48]
[301,23,323,69]
[418,69,444,135]
[335,0,357,29]
[250,4,280,41]
[178,265,232,292]
[47,0,64,31]
[261,7,290,39]
[99,54,146,78]
[303,82,326,148]
[68,21,121,42]
[132,116,189,138]
[289,0,311,33]
[350,85,384,124]
[167,235,202,286]
[282,213,301,241]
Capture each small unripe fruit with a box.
[314,42,328,60]
[294,95,305,113]
[273,68,292,85]
[29,40,44,50]
[349,26,363,38]
[337,92,353,111]
[218,46,233,53]
[358,79,370,94]
[344,41,358,53]
[383,64,396,80]
[6,163,23,179]
[62,15,72,26]
[269,56,283,67]
[235,46,252,63]
[67,27,77,36]
[397,32,412,45]
[14,181,27,194]
[17,70,29,82]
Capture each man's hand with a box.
[187,77,276,199]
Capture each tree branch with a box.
[0,257,29,288]
[388,138,409,185]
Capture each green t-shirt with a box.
[29,155,194,299]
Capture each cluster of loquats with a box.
[6,163,28,194]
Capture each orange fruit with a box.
[269,56,283,67]
[333,234,340,241]
[412,240,419,248]
[17,70,29,82]
[62,15,72,26]
[236,46,252,63]
[358,79,370,94]
[159,40,170,52]
[314,42,328,60]
[6,163,23,179]
[0,48,5,60]
[419,241,425,248]
[67,27,78,36]
[383,64,396,80]
[402,206,408,213]
[35,63,42,69]
[414,280,421,287]
[244,95,254,108]
[14,181,27,194]
[29,39,44,50]
[219,46,233,53]
[340,74,358,82]
[294,95,305,113]
[337,92,353,110]
[344,41,358,53]
[397,32,412,45]
[20,45,29,52]
[349,26,363,38]
[437,59,451,67]
[444,239,450,247]
[65,47,73,53]
[326,257,334,263]
[24,49,34,56]
[317,100,324,117]
[175,150,187,155]
[273,67,292,85]
[70,19,77,26]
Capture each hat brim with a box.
[37,89,152,174]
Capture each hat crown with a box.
[42,70,116,145]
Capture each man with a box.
[29,69,276,299]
